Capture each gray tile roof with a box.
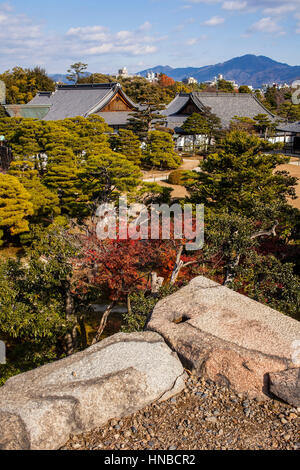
[164,92,276,130]
[28,83,137,123]
[276,121,300,134]
[97,111,134,126]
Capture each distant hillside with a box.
[138,55,300,88]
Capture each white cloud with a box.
[0,3,160,71]
[66,24,163,56]
[203,16,225,26]
[222,1,247,10]
[248,16,283,34]
[185,0,300,16]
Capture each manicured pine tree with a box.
[144,131,181,169]
[109,129,142,164]
[43,149,86,218]
[8,160,60,220]
[0,173,33,244]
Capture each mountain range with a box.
[49,55,300,89]
[138,55,300,88]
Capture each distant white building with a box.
[183,77,198,85]
[146,71,159,83]
[261,82,290,93]
[204,74,239,90]
[118,67,130,79]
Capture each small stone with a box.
[131,426,138,434]
[205,416,218,424]
[169,445,177,450]
[281,418,288,424]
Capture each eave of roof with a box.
[276,121,300,133]
[4,104,51,119]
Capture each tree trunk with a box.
[170,245,184,285]
[92,301,115,345]
[64,289,77,356]
[127,294,132,315]
[78,316,88,349]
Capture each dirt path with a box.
[277,163,300,210]
[142,158,200,183]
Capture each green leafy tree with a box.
[67,63,88,84]
[79,152,142,216]
[217,79,234,93]
[43,149,85,217]
[0,117,48,174]
[144,131,181,169]
[185,130,296,215]
[0,67,55,104]
[277,102,300,122]
[233,251,300,320]
[0,224,80,383]
[0,173,33,244]
[127,88,167,141]
[8,160,60,220]
[239,85,252,94]
[253,113,277,138]
[182,113,210,152]
[109,129,142,164]
[182,109,221,152]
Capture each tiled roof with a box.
[28,83,137,121]
[164,92,276,130]
[97,111,134,126]
[4,104,51,119]
[276,121,300,134]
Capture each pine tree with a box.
[109,129,142,164]
[144,131,181,169]
[43,149,86,217]
[8,160,60,220]
[127,89,167,141]
[185,130,296,215]
[0,173,33,244]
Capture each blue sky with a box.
[0,0,299,74]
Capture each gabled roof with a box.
[165,92,276,130]
[27,83,137,121]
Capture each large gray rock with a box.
[0,332,186,450]
[147,276,300,399]
[269,368,300,407]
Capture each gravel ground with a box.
[62,375,300,451]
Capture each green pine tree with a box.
[0,173,34,244]
[144,131,181,169]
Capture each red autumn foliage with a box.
[158,73,175,87]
